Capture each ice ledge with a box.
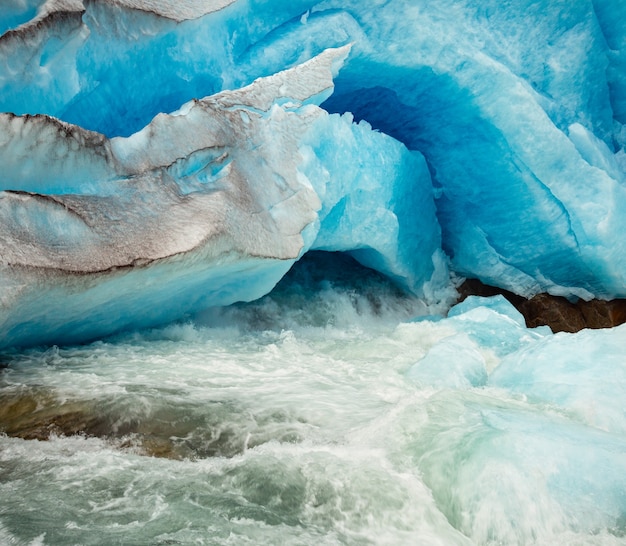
[0,48,358,273]
[103,0,238,21]
[113,45,352,172]
[0,44,445,349]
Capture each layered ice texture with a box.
[1,0,626,346]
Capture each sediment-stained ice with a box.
[0,45,443,348]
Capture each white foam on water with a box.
[1,270,625,545]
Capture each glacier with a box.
[2,3,626,543]
[0,44,443,348]
[0,0,626,346]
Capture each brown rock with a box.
[578,299,626,329]
[517,294,586,333]
[0,387,271,460]
[457,279,626,333]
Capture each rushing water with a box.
[1,253,625,546]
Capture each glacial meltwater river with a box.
[1,254,625,546]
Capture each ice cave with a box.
[0,1,625,545]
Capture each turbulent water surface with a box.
[1,254,625,546]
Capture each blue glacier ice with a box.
[1,0,626,347]
[252,0,626,297]
[408,294,625,435]
[313,1,626,299]
[0,44,443,348]
[407,295,549,389]
[491,322,626,434]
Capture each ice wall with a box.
[1,0,626,346]
[313,1,626,299]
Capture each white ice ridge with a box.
[6,0,236,29]
[0,45,444,348]
[0,48,350,273]
[108,0,237,20]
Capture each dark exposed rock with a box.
[579,299,626,329]
[458,279,626,333]
[517,294,586,333]
[0,388,240,458]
